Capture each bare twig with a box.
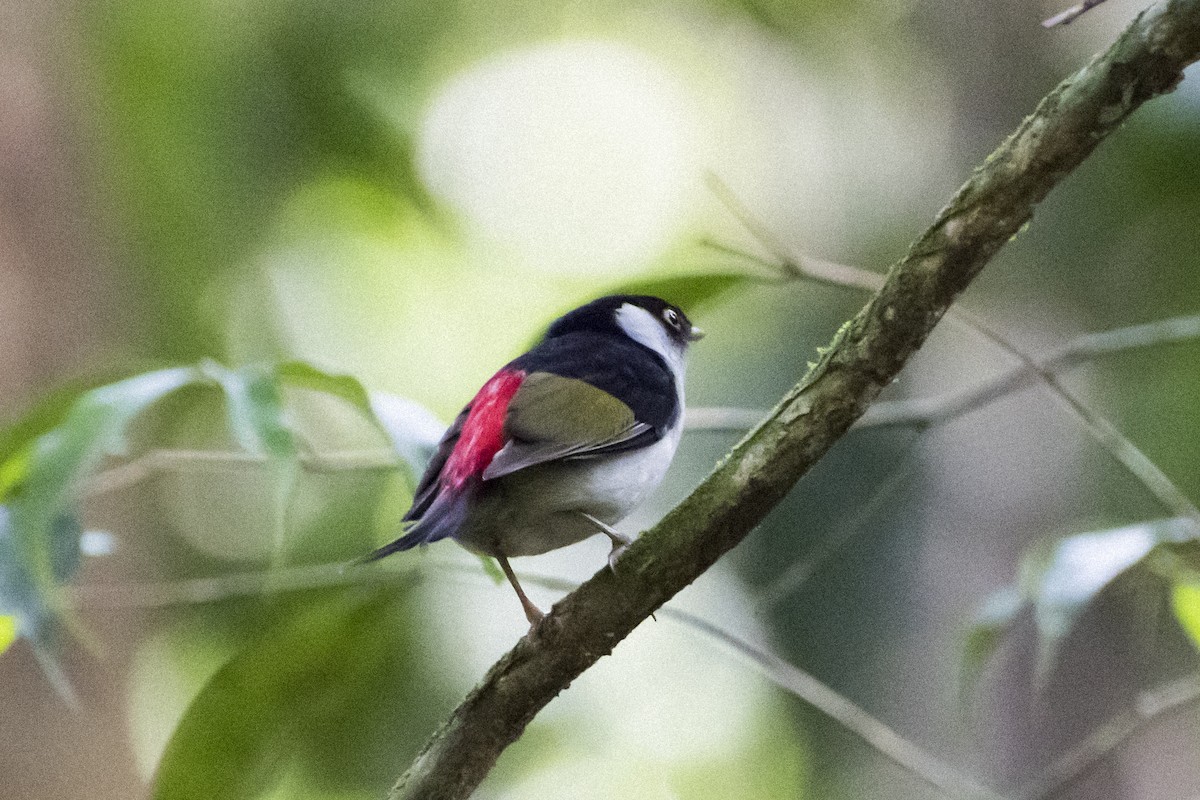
[83,447,401,498]
[753,444,923,608]
[63,560,371,608]
[698,191,887,294]
[704,169,1200,526]
[67,555,1200,800]
[704,174,807,280]
[668,608,1009,800]
[948,309,1200,525]
[1014,673,1200,799]
[685,312,1200,432]
[1044,0,1113,28]
[64,557,1006,800]
[385,4,1200,797]
[704,183,1200,531]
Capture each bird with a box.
[361,294,703,625]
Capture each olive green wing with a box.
[481,371,654,481]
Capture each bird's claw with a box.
[523,602,546,628]
[576,512,632,574]
[607,537,631,573]
[609,542,628,573]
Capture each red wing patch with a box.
[442,368,525,490]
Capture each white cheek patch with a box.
[614,302,688,410]
[615,303,676,364]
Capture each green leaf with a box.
[11,367,200,591]
[367,392,445,478]
[0,380,102,477]
[278,362,434,478]
[0,506,34,631]
[478,555,504,585]
[202,362,304,569]
[0,371,186,502]
[1171,581,1200,650]
[201,362,296,459]
[606,272,753,315]
[0,446,32,505]
[0,505,79,700]
[1032,525,1161,644]
[963,517,1199,685]
[960,587,1022,696]
[275,362,444,476]
[0,614,16,655]
[276,362,374,419]
[1031,519,1196,665]
[3,366,198,691]
[151,588,418,800]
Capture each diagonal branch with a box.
[388,2,1200,798]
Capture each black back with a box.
[510,330,678,434]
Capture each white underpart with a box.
[607,301,689,518]
[583,421,682,516]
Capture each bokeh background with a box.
[2,0,1200,798]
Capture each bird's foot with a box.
[497,554,546,629]
[521,599,546,628]
[577,512,632,573]
[607,538,631,572]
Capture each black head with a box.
[546,295,703,351]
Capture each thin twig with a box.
[83,447,401,498]
[1014,673,1200,800]
[66,558,1200,800]
[667,608,1009,800]
[699,216,1200,797]
[753,444,923,608]
[704,174,806,280]
[687,312,1200,432]
[63,558,1006,800]
[704,177,1200,524]
[1043,0,1112,28]
[948,308,1200,525]
[700,186,888,293]
[62,560,368,608]
[703,185,1200,527]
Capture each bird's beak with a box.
[687,325,705,342]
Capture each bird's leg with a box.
[578,512,632,572]
[496,555,544,627]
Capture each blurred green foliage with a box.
[1173,582,1200,650]
[2,0,1199,798]
[151,587,434,800]
[79,0,445,360]
[963,518,1200,689]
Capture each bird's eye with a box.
[663,308,681,328]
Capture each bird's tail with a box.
[356,523,427,564]
[356,487,471,564]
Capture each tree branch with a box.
[389,3,1200,797]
